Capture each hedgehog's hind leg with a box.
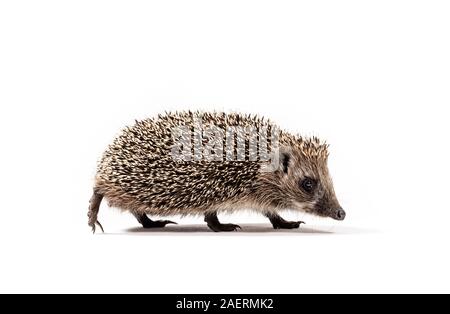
[88,189,104,233]
[204,212,241,232]
[265,212,304,229]
[133,213,177,228]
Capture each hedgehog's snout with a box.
[332,207,346,221]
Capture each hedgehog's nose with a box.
[336,208,346,221]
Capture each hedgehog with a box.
[88,111,345,233]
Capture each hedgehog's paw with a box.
[133,213,177,229]
[142,220,177,228]
[272,220,304,229]
[265,213,305,230]
[207,223,241,232]
[204,212,241,232]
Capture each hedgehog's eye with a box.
[300,177,316,193]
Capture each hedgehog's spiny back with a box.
[95,111,275,213]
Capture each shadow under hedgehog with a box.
[88,111,345,233]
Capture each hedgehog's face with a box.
[274,148,345,221]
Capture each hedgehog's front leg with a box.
[133,213,177,228]
[265,212,304,229]
[204,212,241,232]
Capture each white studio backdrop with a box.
[0,1,449,293]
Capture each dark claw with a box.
[96,221,105,233]
[142,219,178,228]
[227,224,241,231]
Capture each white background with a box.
[0,1,449,293]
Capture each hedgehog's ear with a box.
[261,146,292,174]
[279,148,291,174]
